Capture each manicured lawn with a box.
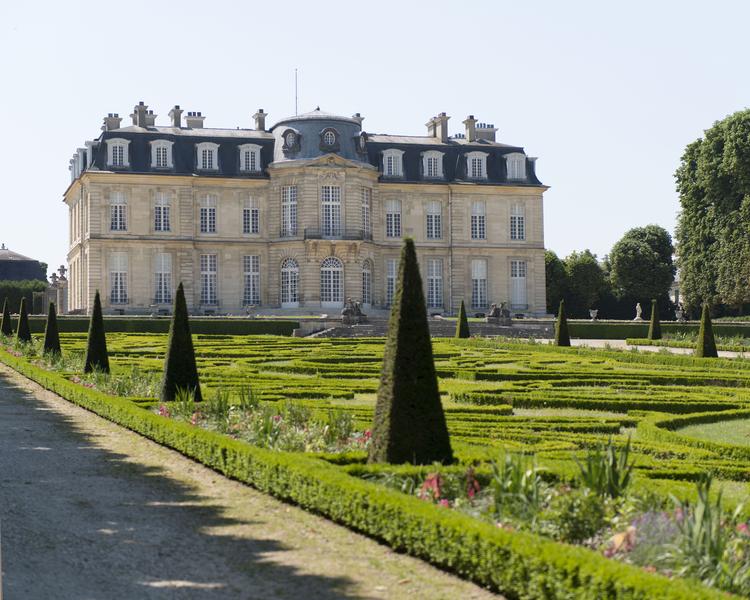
[680,417,750,447]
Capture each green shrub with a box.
[490,452,545,519]
[0,298,12,337]
[15,297,31,343]
[160,283,202,402]
[555,299,571,346]
[575,436,634,498]
[544,488,607,544]
[648,298,661,340]
[43,302,61,355]
[84,291,110,374]
[455,300,470,338]
[369,239,453,465]
[696,304,718,358]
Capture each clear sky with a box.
[1,0,748,274]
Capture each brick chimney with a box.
[102,113,122,131]
[168,105,183,128]
[476,122,498,142]
[130,101,149,127]
[253,109,267,131]
[435,112,450,143]
[185,111,205,128]
[463,115,477,142]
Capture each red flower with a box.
[420,473,443,501]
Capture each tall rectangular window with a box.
[243,149,256,172]
[361,187,371,237]
[362,261,372,305]
[110,192,127,231]
[385,199,401,238]
[110,252,128,304]
[243,255,260,305]
[243,197,259,234]
[471,259,488,309]
[510,204,526,240]
[200,254,218,305]
[386,258,398,305]
[154,193,170,232]
[427,258,443,308]
[426,200,442,239]
[154,253,172,304]
[281,185,297,236]
[321,185,341,237]
[155,146,168,168]
[426,156,439,177]
[201,148,214,170]
[471,201,486,240]
[510,260,528,308]
[200,195,217,234]
[112,145,124,167]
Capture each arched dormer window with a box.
[382,149,404,177]
[196,142,219,171]
[506,152,527,181]
[106,138,130,168]
[422,150,444,179]
[282,129,300,154]
[465,151,488,180]
[150,140,174,169]
[319,128,340,152]
[238,144,262,173]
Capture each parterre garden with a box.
[4,329,750,598]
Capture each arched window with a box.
[238,144,262,173]
[323,130,336,146]
[106,138,130,167]
[150,140,174,169]
[362,260,373,306]
[320,257,343,307]
[280,258,299,307]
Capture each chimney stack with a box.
[463,115,477,142]
[144,110,157,127]
[425,116,437,138]
[102,113,122,131]
[253,109,267,131]
[185,111,205,128]
[435,112,450,143]
[476,122,498,142]
[131,101,149,127]
[168,105,183,128]
[352,112,364,126]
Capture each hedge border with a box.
[0,348,730,599]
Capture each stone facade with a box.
[65,104,548,315]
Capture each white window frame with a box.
[238,143,262,173]
[466,151,488,180]
[385,199,402,238]
[243,196,260,235]
[320,257,344,308]
[110,191,127,231]
[362,260,372,306]
[510,204,526,241]
[386,258,398,306]
[471,259,488,309]
[110,252,128,304]
[506,152,527,181]
[200,194,217,234]
[382,149,404,177]
[200,254,218,305]
[427,258,443,309]
[321,185,342,237]
[323,130,336,146]
[422,150,444,179]
[361,187,372,237]
[106,138,130,168]
[154,253,172,304]
[154,192,171,232]
[243,255,260,305]
[471,201,486,240]
[280,258,299,307]
[281,186,298,236]
[196,142,219,171]
[150,140,174,169]
[426,200,442,239]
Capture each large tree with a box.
[675,109,750,310]
[564,250,607,317]
[545,250,568,314]
[609,225,676,300]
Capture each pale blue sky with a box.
[1,0,748,273]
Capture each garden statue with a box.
[485,302,511,325]
[341,297,367,325]
[633,303,643,321]
[589,309,598,321]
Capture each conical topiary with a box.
[16,298,31,343]
[555,299,571,346]
[0,298,12,337]
[647,298,661,341]
[369,239,453,465]
[160,282,202,402]
[84,291,110,373]
[455,300,470,338]
[43,302,61,356]
[695,303,718,358]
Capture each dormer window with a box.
[238,144,262,173]
[422,150,444,179]
[106,138,130,168]
[150,140,174,169]
[319,128,340,152]
[196,142,219,171]
[382,149,404,177]
[506,153,527,181]
[282,129,300,153]
[323,131,336,146]
[466,151,488,180]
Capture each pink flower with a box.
[465,467,481,500]
[737,522,750,536]
[157,405,171,418]
[438,499,451,508]
[272,415,282,423]
[419,473,443,501]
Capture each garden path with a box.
[545,338,747,358]
[0,363,499,600]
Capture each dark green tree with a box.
[564,250,608,317]
[555,299,571,347]
[15,298,31,343]
[455,300,470,338]
[84,291,110,373]
[695,304,718,358]
[43,302,61,355]
[160,283,202,402]
[545,250,568,313]
[369,239,453,465]
[647,299,661,341]
[0,298,12,337]
[610,225,676,301]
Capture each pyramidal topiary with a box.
[554,299,571,347]
[455,300,470,339]
[160,282,202,402]
[43,302,61,356]
[84,291,110,373]
[15,298,31,343]
[695,303,718,358]
[0,298,12,337]
[369,239,453,465]
[647,298,661,341]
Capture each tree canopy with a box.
[609,225,675,300]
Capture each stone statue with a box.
[341,298,367,325]
[634,303,643,321]
[589,309,598,321]
[485,301,511,325]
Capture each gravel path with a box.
[0,364,498,600]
